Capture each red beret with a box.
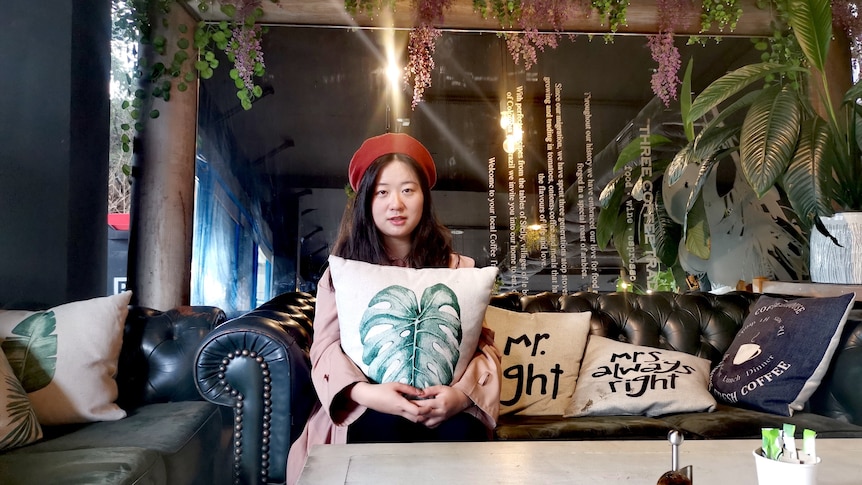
[348,133,436,191]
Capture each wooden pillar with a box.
[811,25,853,122]
[128,5,199,309]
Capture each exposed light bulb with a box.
[500,112,511,130]
[503,135,517,154]
[386,63,402,88]
[512,123,523,142]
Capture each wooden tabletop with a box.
[298,438,862,484]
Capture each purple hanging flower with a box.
[648,32,681,107]
[227,24,265,93]
[407,24,442,108]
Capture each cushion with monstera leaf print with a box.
[0,292,131,425]
[328,256,498,388]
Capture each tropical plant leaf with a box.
[842,79,862,105]
[689,63,804,122]
[685,156,719,215]
[698,89,760,136]
[665,144,694,188]
[612,204,637,270]
[0,374,41,449]
[360,284,462,388]
[597,177,627,250]
[788,0,832,72]
[1,312,57,393]
[665,128,734,214]
[613,135,672,172]
[691,124,739,164]
[684,196,711,260]
[652,194,682,268]
[681,57,695,141]
[782,117,833,226]
[598,171,624,209]
[740,86,802,197]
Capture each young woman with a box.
[286,133,501,484]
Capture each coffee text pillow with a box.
[0,291,132,425]
[485,305,591,415]
[0,350,42,450]
[709,293,855,416]
[565,336,716,417]
[329,256,497,389]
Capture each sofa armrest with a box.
[117,305,227,410]
[194,292,315,485]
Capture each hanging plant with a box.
[472,0,522,28]
[647,33,682,106]
[591,0,630,41]
[113,0,276,152]
[647,0,696,106]
[405,0,454,107]
[699,0,743,32]
[503,0,587,70]
[407,24,443,107]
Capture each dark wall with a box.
[0,2,111,308]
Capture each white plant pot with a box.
[810,212,862,284]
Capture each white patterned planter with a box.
[810,212,862,284]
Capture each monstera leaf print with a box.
[0,311,58,393]
[0,372,41,449]
[360,283,462,388]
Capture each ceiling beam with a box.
[188,0,775,37]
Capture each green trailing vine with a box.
[113,0,274,153]
[344,0,395,16]
[590,0,630,40]
[472,0,522,28]
[699,0,743,32]
[754,0,803,87]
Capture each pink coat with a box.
[286,255,502,484]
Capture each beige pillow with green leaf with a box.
[0,292,131,425]
[328,256,497,388]
[0,350,42,450]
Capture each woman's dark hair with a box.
[332,153,453,268]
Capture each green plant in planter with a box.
[599,30,813,289]
[643,0,862,287]
[684,0,862,230]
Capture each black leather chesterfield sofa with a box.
[194,290,862,485]
[1,305,230,485]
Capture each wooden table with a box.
[297,439,862,484]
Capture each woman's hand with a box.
[414,385,472,428]
[347,382,428,423]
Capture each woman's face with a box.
[370,159,424,246]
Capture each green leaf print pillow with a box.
[0,292,132,425]
[329,256,497,388]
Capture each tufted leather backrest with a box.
[117,305,226,409]
[489,290,862,426]
[498,291,758,366]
